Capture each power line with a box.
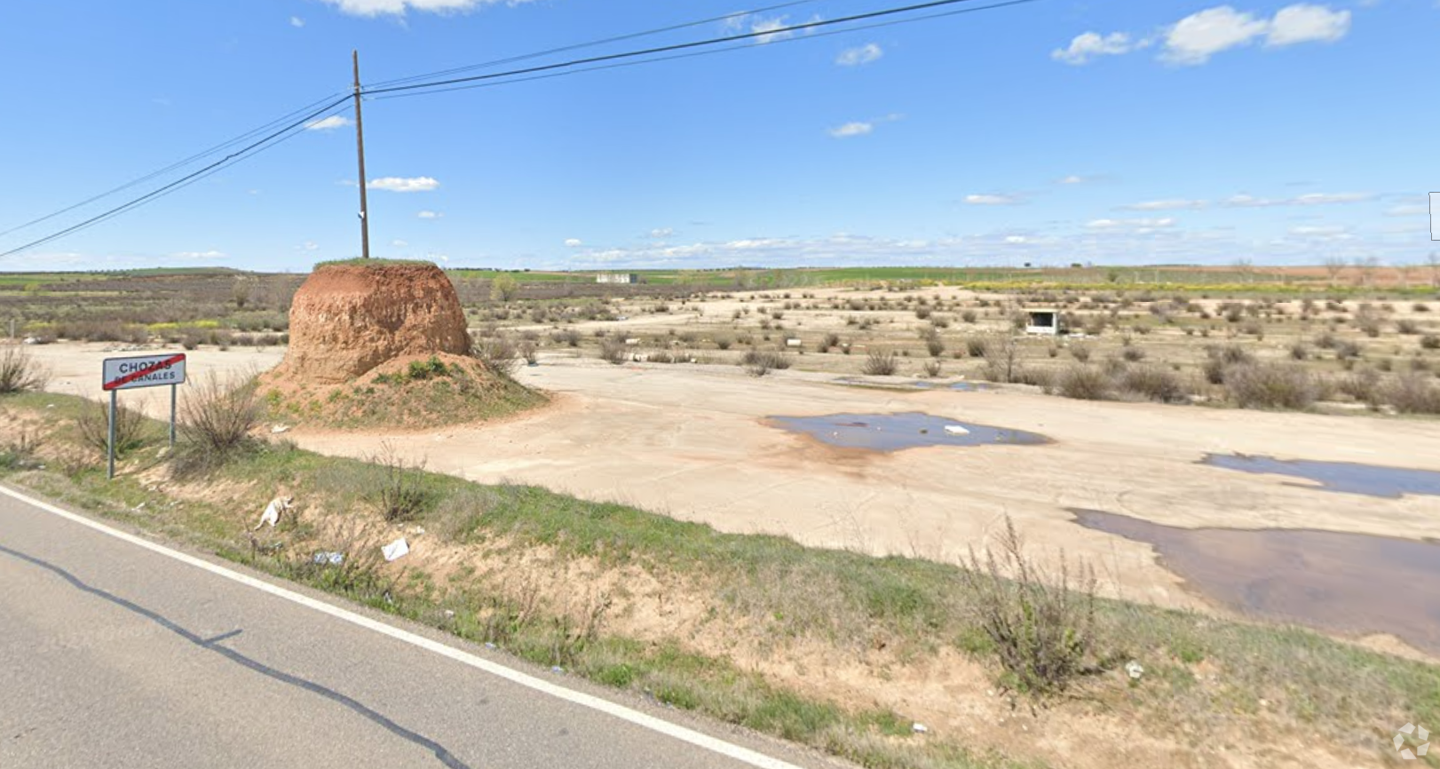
[0,96,352,258]
[367,0,1038,102]
[365,0,829,89]
[0,91,347,240]
[363,0,1026,98]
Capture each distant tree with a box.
[490,274,519,302]
[1323,256,1346,286]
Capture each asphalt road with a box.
[0,485,841,769]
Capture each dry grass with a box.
[1224,362,1318,410]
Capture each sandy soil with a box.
[290,354,1440,619]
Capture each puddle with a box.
[1071,508,1440,653]
[1202,453,1440,499]
[950,382,994,392]
[769,412,1049,452]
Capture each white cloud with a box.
[1288,225,1350,240]
[828,121,873,138]
[1267,4,1350,46]
[290,16,305,27]
[564,238,583,247]
[1057,175,1088,185]
[836,43,883,66]
[1224,191,1372,207]
[965,193,1023,206]
[1385,204,1429,217]
[1163,6,1271,65]
[1087,217,1177,229]
[649,228,674,238]
[391,239,408,247]
[417,210,442,219]
[1062,4,1353,67]
[1120,199,1209,211]
[305,115,352,131]
[368,176,439,192]
[300,241,320,252]
[1052,32,1136,65]
[318,0,533,17]
[174,250,225,260]
[727,14,795,44]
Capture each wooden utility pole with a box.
[352,50,371,260]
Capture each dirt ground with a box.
[20,301,1440,649]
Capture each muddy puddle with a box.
[1071,508,1440,653]
[1202,453,1440,498]
[769,412,1049,452]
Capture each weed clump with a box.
[959,516,1099,696]
[0,346,48,394]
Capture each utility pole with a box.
[352,50,371,260]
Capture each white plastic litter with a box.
[944,425,969,436]
[382,537,410,562]
[312,551,344,565]
[912,723,928,734]
[1125,660,1145,680]
[271,424,290,434]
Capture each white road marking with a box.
[0,483,805,769]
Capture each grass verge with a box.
[2,390,1437,767]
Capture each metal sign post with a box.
[101,353,188,480]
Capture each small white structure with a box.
[596,273,639,284]
[1024,308,1062,336]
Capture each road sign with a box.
[101,353,186,479]
[102,353,187,391]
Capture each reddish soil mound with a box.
[273,262,470,384]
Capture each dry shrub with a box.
[0,346,49,394]
[1421,334,1440,351]
[599,339,627,365]
[1224,362,1318,410]
[741,350,791,377]
[1057,364,1110,400]
[1203,344,1254,384]
[474,336,520,377]
[76,399,149,457]
[368,445,438,523]
[1379,372,1440,415]
[1335,368,1380,404]
[1118,365,1187,404]
[861,349,898,376]
[959,516,1099,696]
[173,373,260,476]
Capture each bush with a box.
[1335,368,1380,405]
[1396,319,1421,335]
[472,335,518,377]
[862,349,898,376]
[407,355,450,381]
[961,310,978,324]
[924,332,945,358]
[965,338,988,358]
[369,445,438,523]
[1069,343,1092,363]
[817,332,840,353]
[1379,372,1440,415]
[1120,346,1146,362]
[173,374,261,476]
[0,346,48,394]
[741,350,791,377]
[599,339,627,365]
[959,516,1098,696]
[1421,334,1440,351]
[1224,362,1317,410]
[1203,344,1254,384]
[76,400,149,457]
[923,359,942,378]
[1119,365,1187,404]
[1056,364,1110,400]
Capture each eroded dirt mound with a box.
[275,262,470,384]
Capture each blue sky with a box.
[1,0,1436,272]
